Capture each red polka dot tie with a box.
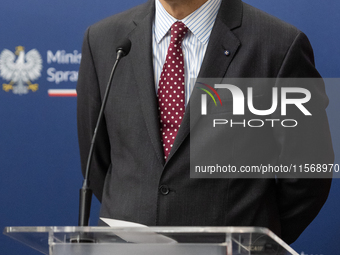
[157,21,188,160]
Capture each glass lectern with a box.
[4,226,298,255]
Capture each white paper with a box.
[99,217,177,244]
[100,218,148,228]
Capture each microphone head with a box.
[116,38,132,57]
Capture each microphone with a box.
[116,38,132,60]
[78,38,132,228]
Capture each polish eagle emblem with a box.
[0,46,42,95]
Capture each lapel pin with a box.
[224,50,230,56]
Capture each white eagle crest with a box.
[0,46,42,95]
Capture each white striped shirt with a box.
[152,0,222,105]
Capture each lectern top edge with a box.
[3,226,299,255]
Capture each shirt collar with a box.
[154,0,222,45]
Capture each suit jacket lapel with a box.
[166,0,243,163]
[128,1,165,165]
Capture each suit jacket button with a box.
[159,185,170,195]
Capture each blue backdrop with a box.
[1,0,339,254]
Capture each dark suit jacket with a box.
[77,0,333,244]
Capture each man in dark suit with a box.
[77,0,333,244]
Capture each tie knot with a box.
[170,22,188,45]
